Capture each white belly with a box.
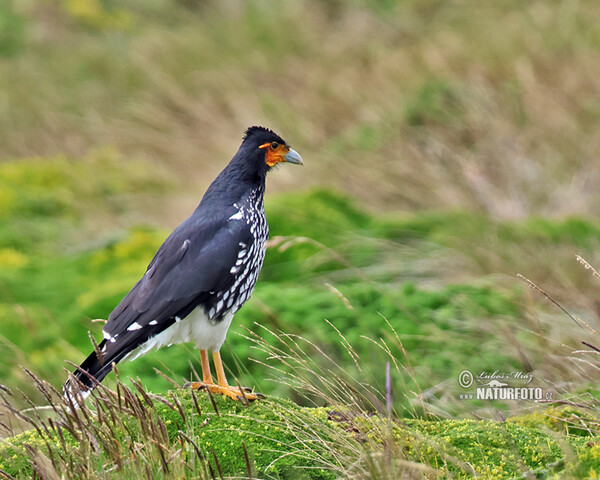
[126,308,235,361]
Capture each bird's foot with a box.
[183,381,265,402]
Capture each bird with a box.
[65,126,303,403]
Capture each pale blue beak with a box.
[284,148,303,165]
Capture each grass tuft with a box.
[1,334,599,479]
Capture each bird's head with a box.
[241,126,303,174]
[203,126,303,203]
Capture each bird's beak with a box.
[284,148,303,166]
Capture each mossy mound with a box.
[1,389,598,479]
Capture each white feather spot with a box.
[228,210,243,221]
[127,322,143,331]
[149,320,158,325]
[230,265,239,274]
[103,330,111,340]
[182,239,190,250]
[217,300,223,312]
[175,316,181,323]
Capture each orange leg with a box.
[213,350,229,387]
[201,349,212,383]
[184,349,263,402]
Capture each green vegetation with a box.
[1,382,599,479]
[0,155,596,408]
[1,157,599,477]
[1,152,599,476]
[0,175,528,413]
[1,388,339,479]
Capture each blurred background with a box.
[0,0,599,418]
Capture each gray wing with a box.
[100,208,253,359]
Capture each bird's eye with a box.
[270,142,279,150]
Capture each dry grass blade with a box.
[582,341,600,354]
[205,389,220,417]
[234,379,250,407]
[517,274,589,331]
[210,449,224,480]
[153,368,181,389]
[0,469,16,480]
[178,430,203,460]
[26,446,60,480]
[131,378,155,408]
[241,441,252,479]
[576,255,600,280]
[190,388,202,417]
[88,330,104,366]
[247,323,411,418]
[324,319,362,374]
[169,391,187,422]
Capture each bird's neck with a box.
[240,184,265,210]
[199,164,266,210]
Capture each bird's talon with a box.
[183,381,211,391]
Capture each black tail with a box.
[64,340,124,402]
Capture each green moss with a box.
[572,440,600,478]
[158,393,337,479]
[2,394,598,479]
[405,419,563,477]
[0,392,338,479]
[510,407,599,437]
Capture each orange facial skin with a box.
[259,141,291,167]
